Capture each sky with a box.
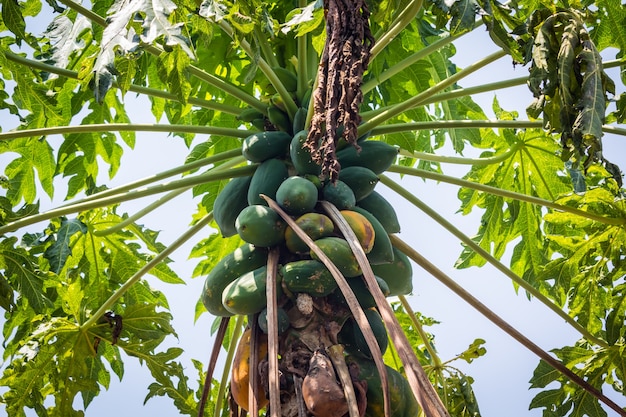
[1,7,626,417]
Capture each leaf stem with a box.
[93,188,187,236]
[3,51,243,116]
[198,316,230,417]
[380,175,609,348]
[385,165,626,226]
[0,123,252,142]
[363,32,457,94]
[372,119,542,140]
[254,26,280,69]
[0,164,256,234]
[358,50,507,136]
[62,150,244,207]
[391,236,625,416]
[214,315,245,416]
[91,155,246,236]
[397,295,442,370]
[218,20,299,119]
[369,0,423,62]
[81,211,214,330]
[296,0,309,101]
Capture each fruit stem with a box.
[380,175,610,348]
[80,211,214,330]
[385,165,626,226]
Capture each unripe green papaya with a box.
[339,308,388,358]
[370,246,413,296]
[322,180,356,210]
[201,244,268,317]
[237,107,265,123]
[338,166,379,202]
[280,259,338,297]
[248,158,289,206]
[222,265,283,316]
[336,141,398,174]
[276,176,319,215]
[242,131,292,162]
[235,205,287,247]
[329,275,390,309]
[357,191,401,234]
[213,176,253,237]
[290,130,322,176]
[268,105,292,134]
[271,66,298,92]
[346,357,417,417]
[258,306,290,335]
[285,212,335,254]
[310,237,361,278]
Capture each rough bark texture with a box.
[305,0,374,182]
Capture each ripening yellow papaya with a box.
[231,328,269,411]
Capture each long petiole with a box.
[392,236,625,416]
[0,165,256,235]
[0,123,252,142]
[61,151,244,208]
[371,119,541,136]
[92,155,246,236]
[3,52,243,116]
[218,20,299,119]
[370,0,423,61]
[385,165,626,226]
[80,211,214,330]
[381,175,609,348]
[358,50,507,136]
[398,295,442,370]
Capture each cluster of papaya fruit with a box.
[200,67,417,416]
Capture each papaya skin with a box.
[339,210,376,254]
[231,328,269,411]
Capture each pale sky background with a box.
[1,7,626,417]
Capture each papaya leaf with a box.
[590,0,626,53]
[43,217,88,274]
[0,237,52,312]
[44,14,92,72]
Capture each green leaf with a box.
[43,217,88,274]
[1,0,27,45]
[0,237,52,312]
[0,137,56,204]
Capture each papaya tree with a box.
[0,0,625,416]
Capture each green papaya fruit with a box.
[247,158,289,206]
[213,176,253,237]
[235,205,287,247]
[201,244,268,317]
[242,131,292,163]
